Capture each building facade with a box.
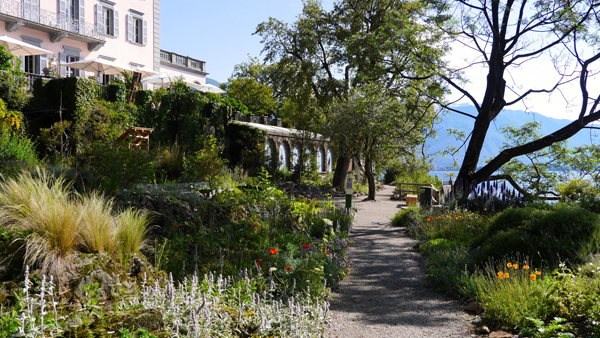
[0,0,206,85]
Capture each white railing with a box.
[0,0,105,40]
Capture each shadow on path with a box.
[324,186,471,338]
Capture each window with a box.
[97,4,119,37]
[65,55,79,77]
[103,8,112,34]
[134,17,142,43]
[24,55,40,74]
[127,13,147,45]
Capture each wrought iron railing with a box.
[0,0,104,40]
[160,50,206,72]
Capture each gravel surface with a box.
[324,185,473,338]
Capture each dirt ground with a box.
[324,185,473,338]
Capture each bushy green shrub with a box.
[80,141,156,193]
[184,135,228,185]
[391,207,420,227]
[0,132,38,177]
[106,82,126,103]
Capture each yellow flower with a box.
[503,272,509,278]
[535,271,541,275]
[507,263,512,268]
[523,265,530,270]
[513,264,519,269]
[530,274,536,280]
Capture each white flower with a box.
[323,218,333,226]
[269,267,277,272]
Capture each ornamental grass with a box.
[0,168,154,279]
[473,257,552,329]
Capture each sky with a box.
[160,1,334,85]
[160,0,597,121]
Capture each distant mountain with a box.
[426,104,600,168]
[206,78,221,87]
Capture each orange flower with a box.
[503,272,509,278]
[497,274,503,280]
[303,244,310,249]
[535,271,541,275]
[323,249,329,255]
[285,266,291,270]
[256,259,262,266]
[436,216,442,220]
[523,265,530,270]
[513,264,519,269]
[426,227,429,230]
[507,263,513,268]
[446,215,451,219]
[269,248,278,255]
[530,274,536,280]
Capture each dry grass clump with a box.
[0,168,153,279]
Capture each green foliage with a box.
[0,131,38,177]
[106,82,127,103]
[391,207,420,227]
[184,135,228,185]
[474,206,600,268]
[225,122,267,175]
[0,45,14,71]
[80,141,156,193]
[224,77,278,116]
[0,71,31,111]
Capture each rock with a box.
[73,269,117,301]
[476,326,490,334]
[471,317,483,325]
[128,253,152,278]
[464,301,484,314]
[489,331,514,338]
[126,309,164,331]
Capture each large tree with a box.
[326,85,437,199]
[255,0,447,191]
[434,0,600,186]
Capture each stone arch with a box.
[291,143,300,170]
[327,148,333,172]
[317,145,326,172]
[279,141,290,170]
[266,139,276,167]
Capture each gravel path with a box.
[324,185,473,338]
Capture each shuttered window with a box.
[126,13,147,45]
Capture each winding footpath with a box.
[324,185,473,338]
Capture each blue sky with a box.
[160,0,334,84]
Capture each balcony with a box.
[0,0,105,50]
[160,49,206,74]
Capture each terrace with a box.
[0,0,105,51]
[160,49,206,74]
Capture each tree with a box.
[255,0,447,191]
[224,58,280,117]
[433,0,600,187]
[326,85,437,200]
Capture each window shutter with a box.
[58,0,66,29]
[23,0,31,21]
[127,14,133,42]
[114,10,119,37]
[79,0,85,25]
[143,19,147,45]
[59,53,66,78]
[39,54,47,75]
[31,0,40,22]
[95,4,103,33]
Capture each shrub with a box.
[80,141,156,192]
[106,82,126,103]
[0,132,38,176]
[184,135,227,185]
[391,207,420,227]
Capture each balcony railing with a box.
[160,50,206,72]
[0,0,104,41]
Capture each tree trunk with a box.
[365,159,376,200]
[332,156,351,189]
